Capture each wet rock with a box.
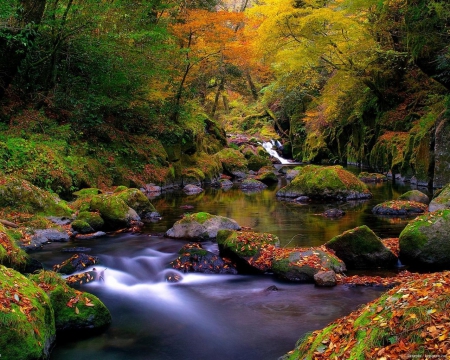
[75,231,106,240]
[372,200,428,215]
[65,270,99,287]
[240,179,267,190]
[165,271,183,283]
[170,243,238,274]
[165,212,241,240]
[62,247,92,253]
[219,179,233,188]
[314,270,337,287]
[183,184,204,194]
[53,253,99,275]
[325,225,397,269]
[286,169,300,181]
[294,196,310,203]
[47,216,72,226]
[277,165,371,201]
[144,211,161,220]
[264,285,279,292]
[272,248,346,282]
[397,190,429,205]
[34,229,70,242]
[217,230,280,273]
[399,209,450,270]
[322,209,345,218]
[141,184,162,193]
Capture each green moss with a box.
[0,265,55,359]
[327,225,384,254]
[76,211,104,230]
[72,188,102,197]
[0,224,28,270]
[216,148,248,174]
[112,188,155,214]
[71,220,94,234]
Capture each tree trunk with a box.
[245,69,258,100]
[211,78,225,117]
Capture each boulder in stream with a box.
[276,165,371,200]
[399,209,450,270]
[89,194,140,229]
[240,178,267,190]
[53,253,99,275]
[429,183,450,212]
[325,225,397,269]
[165,212,241,240]
[372,200,428,215]
[397,190,429,204]
[216,148,248,179]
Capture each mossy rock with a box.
[112,188,156,215]
[0,175,72,216]
[247,154,272,172]
[272,248,346,282]
[217,230,280,273]
[325,225,397,269]
[283,271,450,359]
[372,200,428,216]
[256,167,278,184]
[71,219,94,234]
[0,223,28,270]
[90,194,140,228]
[29,271,111,334]
[169,243,238,274]
[165,212,241,240]
[113,185,128,193]
[240,178,267,190]
[399,210,450,269]
[76,211,104,231]
[72,188,102,198]
[429,183,450,212]
[0,265,55,359]
[276,165,371,200]
[216,148,248,178]
[397,190,429,204]
[358,172,387,182]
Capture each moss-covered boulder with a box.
[90,194,140,228]
[247,154,272,172]
[0,223,28,270]
[272,247,346,282]
[0,265,55,359]
[325,225,397,269]
[399,210,450,269]
[357,172,387,182]
[0,175,72,216]
[165,212,241,240]
[76,211,104,231]
[372,200,428,215]
[282,271,450,359]
[429,183,450,212]
[169,243,238,274]
[53,253,99,275]
[397,190,430,204]
[240,178,267,190]
[112,187,156,216]
[30,271,111,334]
[216,148,248,178]
[255,166,278,184]
[72,188,102,198]
[71,220,94,234]
[276,165,371,200]
[217,230,280,273]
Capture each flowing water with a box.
[30,171,430,360]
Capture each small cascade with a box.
[261,141,293,165]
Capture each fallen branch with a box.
[0,219,18,228]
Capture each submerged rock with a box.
[276,165,371,201]
[0,265,55,359]
[372,200,428,215]
[399,209,450,270]
[325,225,397,269]
[170,243,237,274]
[165,212,241,240]
[322,208,345,218]
[183,184,204,194]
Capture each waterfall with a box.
[262,141,293,165]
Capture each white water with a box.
[261,141,293,164]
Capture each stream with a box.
[30,170,430,360]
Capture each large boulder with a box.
[170,243,237,274]
[30,271,111,334]
[217,230,280,273]
[112,187,156,216]
[276,165,371,200]
[165,212,241,240]
[429,183,450,212]
[397,190,429,204]
[90,194,140,229]
[325,225,397,269]
[76,211,105,231]
[0,265,55,359]
[271,247,346,282]
[240,179,267,190]
[399,209,450,269]
[372,200,428,215]
[0,223,28,269]
[0,175,72,216]
[255,166,278,184]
